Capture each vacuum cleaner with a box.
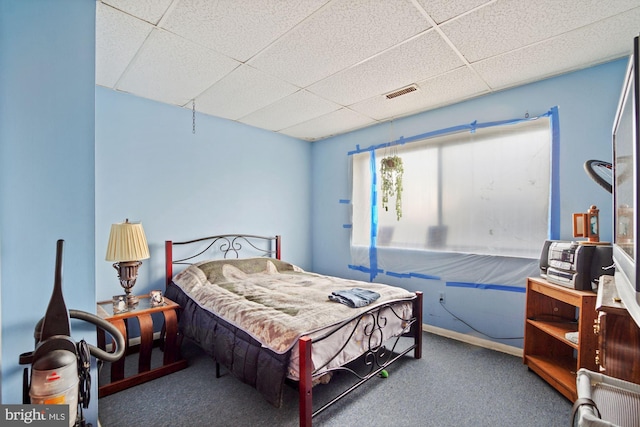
[19,239,126,427]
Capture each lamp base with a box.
[113,260,142,307]
[125,292,139,307]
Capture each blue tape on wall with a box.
[339,199,350,204]
[446,281,526,293]
[347,112,556,157]
[369,150,379,281]
[343,224,352,228]
[410,272,442,281]
[348,264,384,275]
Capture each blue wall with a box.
[0,0,629,418]
[0,0,98,422]
[95,88,313,302]
[311,59,627,347]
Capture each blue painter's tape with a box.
[348,264,369,273]
[347,111,556,156]
[348,145,375,155]
[339,199,351,204]
[446,281,526,293]
[343,224,352,228]
[348,264,384,275]
[369,151,379,281]
[410,272,441,281]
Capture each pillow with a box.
[195,257,299,284]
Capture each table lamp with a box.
[105,219,150,306]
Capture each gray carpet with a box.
[98,332,571,427]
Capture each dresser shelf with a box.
[523,277,598,401]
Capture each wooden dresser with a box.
[595,275,640,384]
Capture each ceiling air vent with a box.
[385,85,418,99]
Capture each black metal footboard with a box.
[298,291,423,426]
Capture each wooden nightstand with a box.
[96,295,188,397]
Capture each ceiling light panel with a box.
[240,90,341,131]
[308,30,463,106]
[441,0,640,63]
[248,0,431,88]
[161,0,331,62]
[473,8,640,90]
[116,29,241,106]
[101,0,174,25]
[280,108,375,141]
[351,66,488,120]
[195,65,299,121]
[96,3,154,88]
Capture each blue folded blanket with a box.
[328,288,381,308]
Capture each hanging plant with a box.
[380,155,403,221]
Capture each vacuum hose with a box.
[69,310,125,363]
[33,309,126,363]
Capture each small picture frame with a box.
[573,213,588,238]
[573,205,600,243]
[150,290,165,307]
[112,295,128,314]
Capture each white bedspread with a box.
[171,258,415,355]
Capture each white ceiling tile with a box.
[351,66,489,120]
[441,0,640,63]
[96,0,640,141]
[161,0,331,62]
[308,30,463,105]
[195,65,299,120]
[100,0,173,25]
[280,108,376,141]
[96,3,154,88]
[117,29,241,107]
[414,0,492,24]
[248,0,431,87]
[473,8,640,90]
[240,90,341,131]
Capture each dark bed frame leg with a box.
[414,291,423,359]
[299,336,312,427]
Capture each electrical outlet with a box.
[439,292,445,304]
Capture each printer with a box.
[539,240,613,291]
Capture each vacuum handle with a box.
[69,309,125,363]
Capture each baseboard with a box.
[422,324,523,358]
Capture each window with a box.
[352,117,551,258]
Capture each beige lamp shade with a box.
[105,220,150,262]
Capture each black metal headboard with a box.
[165,234,281,289]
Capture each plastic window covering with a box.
[347,108,559,284]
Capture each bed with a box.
[164,234,422,426]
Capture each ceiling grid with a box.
[96,0,640,141]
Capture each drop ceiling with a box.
[96,0,640,141]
